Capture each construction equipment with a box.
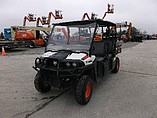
[107,21,141,42]
[82,4,114,20]
[102,4,114,19]
[21,11,63,47]
[36,10,63,27]
[116,22,132,42]
[0,26,51,48]
[0,11,63,49]
[11,26,51,47]
[23,13,37,26]
[82,12,98,20]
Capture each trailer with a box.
[0,26,51,48]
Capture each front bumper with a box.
[33,64,93,88]
[39,66,84,78]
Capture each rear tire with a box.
[29,41,36,48]
[34,72,51,93]
[75,75,92,105]
[112,57,120,73]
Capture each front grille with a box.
[41,69,61,87]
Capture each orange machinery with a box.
[23,13,37,26]
[36,10,63,27]
[15,30,46,47]
[11,26,51,47]
[82,4,114,20]
[15,30,35,40]
[116,22,132,42]
[17,11,63,47]
[102,4,114,19]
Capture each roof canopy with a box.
[53,19,116,27]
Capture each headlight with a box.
[36,58,40,64]
[43,59,47,65]
[65,62,77,68]
[53,61,58,66]
[35,58,42,66]
[66,62,70,67]
[72,62,77,67]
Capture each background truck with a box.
[0,26,51,48]
[4,28,12,40]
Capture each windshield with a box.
[47,22,96,52]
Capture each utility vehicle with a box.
[33,19,121,105]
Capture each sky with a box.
[0,0,157,34]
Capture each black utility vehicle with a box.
[33,19,121,105]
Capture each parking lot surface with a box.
[0,40,157,118]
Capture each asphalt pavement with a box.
[0,40,157,118]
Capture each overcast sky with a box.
[0,0,157,34]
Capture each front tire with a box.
[34,72,51,93]
[75,75,92,105]
[112,57,120,73]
